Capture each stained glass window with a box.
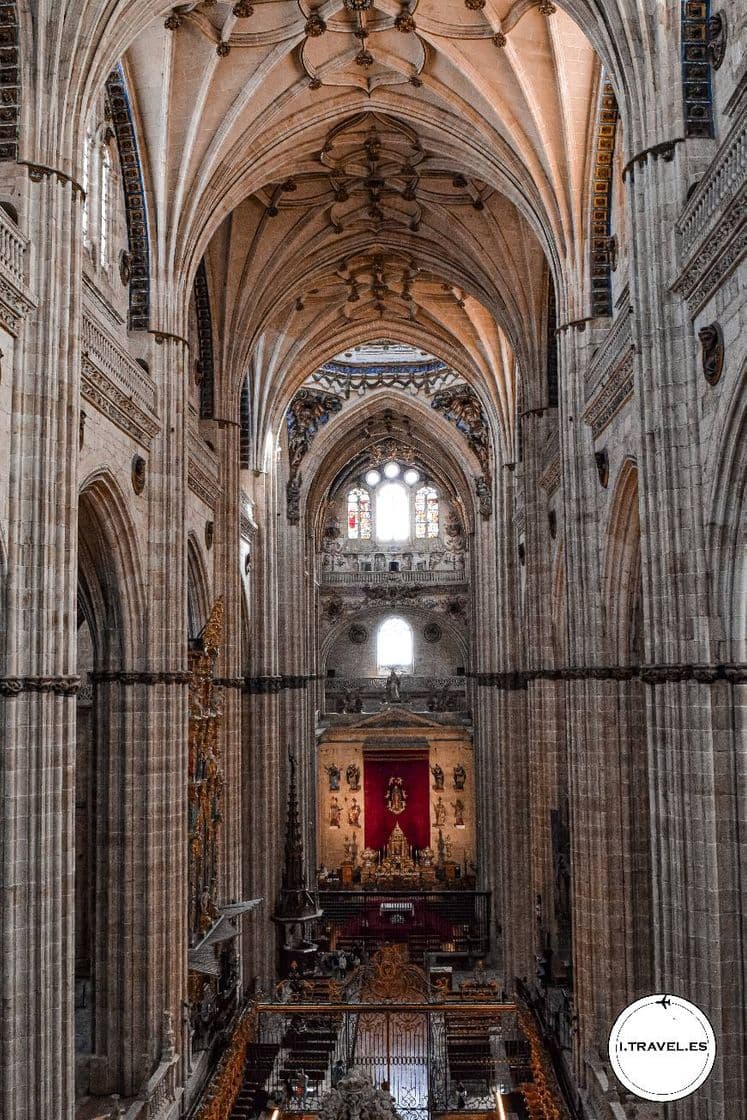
[376,482,409,541]
[415,486,439,538]
[347,487,371,539]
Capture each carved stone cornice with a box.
[80,312,160,447]
[582,347,635,439]
[538,455,561,496]
[214,676,245,688]
[21,160,85,196]
[90,670,191,685]
[673,101,747,313]
[0,675,81,696]
[243,674,315,693]
[281,674,309,690]
[81,357,160,450]
[585,296,632,398]
[621,138,684,181]
[244,675,284,694]
[188,454,221,508]
[472,663,747,687]
[0,273,36,336]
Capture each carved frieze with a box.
[0,674,81,696]
[188,455,221,509]
[81,355,160,449]
[538,456,561,496]
[431,384,492,483]
[286,388,341,520]
[582,348,634,440]
[674,101,746,313]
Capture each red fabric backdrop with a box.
[363,751,430,851]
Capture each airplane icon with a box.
[656,995,671,1009]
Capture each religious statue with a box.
[452,799,465,827]
[346,762,361,790]
[453,763,466,791]
[343,836,354,863]
[329,797,341,828]
[385,776,407,814]
[385,668,401,703]
[431,763,444,790]
[348,798,361,828]
[325,764,341,791]
[433,797,447,827]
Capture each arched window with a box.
[377,616,413,674]
[81,131,92,241]
[415,486,439,538]
[347,487,372,539]
[376,482,409,542]
[99,145,112,269]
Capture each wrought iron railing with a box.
[253,1002,526,1120]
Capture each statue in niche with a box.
[431,763,444,791]
[346,762,361,790]
[452,799,465,827]
[325,764,341,790]
[453,764,466,791]
[386,776,407,815]
[385,668,401,703]
[433,797,447,827]
[329,797,342,828]
[343,836,354,863]
[348,798,361,829]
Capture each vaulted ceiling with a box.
[117,0,603,447]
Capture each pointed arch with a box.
[187,532,211,640]
[78,469,145,665]
[603,457,641,664]
[708,360,747,662]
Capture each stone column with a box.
[134,322,190,1089]
[243,466,285,990]
[212,419,243,910]
[0,169,82,1120]
[625,147,740,1119]
[556,322,633,1077]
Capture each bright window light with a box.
[376,482,409,541]
[403,469,420,486]
[377,616,413,674]
[365,469,381,486]
[383,462,400,479]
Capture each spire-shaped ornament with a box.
[273,752,322,977]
